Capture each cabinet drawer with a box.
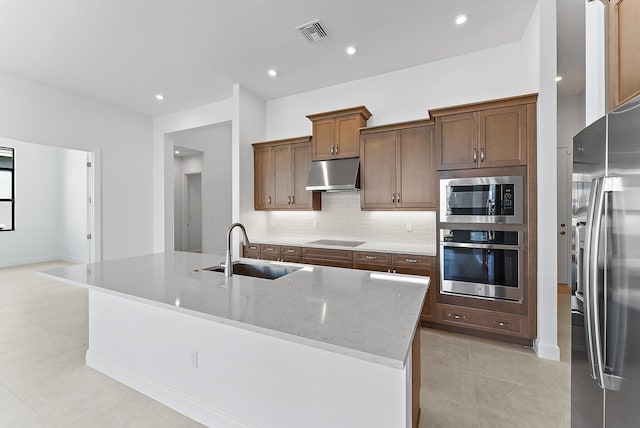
[392,254,435,269]
[281,256,303,264]
[260,244,281,256]
[281,246,302,257]
[436,303,526,337]
[303,247,353,262]
[353,263,392,273]
[353,251,391,266]
[243,244,260,259]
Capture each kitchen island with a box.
[39,251,428,428]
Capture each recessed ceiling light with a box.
[346,46,356,55]
[556,76,563,82]
[455,14,468,25]
[174,150,180,155]
[155,94,165,100]
[268,69,278,77]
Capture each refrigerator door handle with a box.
[584,176,606,386]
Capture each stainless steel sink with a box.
[199,262,300,280]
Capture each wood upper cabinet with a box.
[608,0,640,110]
[431,94,536,171]
[307,106,372,160]
[252,137,321,211]
[360,121,436,210]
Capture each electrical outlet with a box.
[406,222,413,232]
[191,350,199,368]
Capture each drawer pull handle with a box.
[286,249,296,253]
[265,248,275,251]
[405,259,418,263]
[449,313,466,320]
[365,256,377,260]
[494,320,512,328]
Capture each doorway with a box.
[183,172,202,252]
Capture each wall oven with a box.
[440,175,524,224]
[440,228,523,302]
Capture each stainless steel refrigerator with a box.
[571,95,640,427]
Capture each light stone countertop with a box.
[248,236,437,256]
[39,251,429,369]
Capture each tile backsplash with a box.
[242,192,436,247]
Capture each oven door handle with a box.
[440,242,520,251]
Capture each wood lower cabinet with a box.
[431,94,536,171]
[360,120,436,210]
[243,244,260,259]
[608,0,640,110]
[252,137,321,211]
[302,247,353,268]
[436,303,528,338]
[307,106,372,160]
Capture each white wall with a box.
[154,100,234,253]
[0,71,153,261]
[59,148,89,263]
[0,139,89,267]
[558,94,586,149]
[0,138,60,266]
[585,0,607,124]
[171,124,232,254]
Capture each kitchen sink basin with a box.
[200,262,300,280]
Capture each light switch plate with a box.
[406,222,413,232]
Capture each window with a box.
[0,147,14,231]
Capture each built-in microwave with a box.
[440,228,523,302]
[440,175,524,224]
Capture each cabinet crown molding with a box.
[428,93,539,118]
[306,105,372,121]
[252,135,311,148]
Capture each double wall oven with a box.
[439,175,525,302]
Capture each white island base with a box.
[87,290,415,428]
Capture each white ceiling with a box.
[0,0,545,116]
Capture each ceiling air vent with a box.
[296,20,328,42]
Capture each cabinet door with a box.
[312,119,335,160]
[396,125,436,209]
[608,0,640,110]
[478,105,527,168]
[436,112,478,170]
[360,130,397,209]
[253,147,273,210]
[334,115,362,158]
[273,145,292,208]
[290,142,318,209]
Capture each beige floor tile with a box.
[0,401,46,427]
[0,384,22,411]
[422,362,477,411]
[0,323,54,346]
[0,307,32,330]
[0,333,84,376]
[420,404,479,428]
[420,328,471,371]
[25,366,132,425]
[68,387,205,428]
[0,348,88,400]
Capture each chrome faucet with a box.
[225,223,250,278]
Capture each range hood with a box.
[306,157,360,192]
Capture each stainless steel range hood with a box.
[305,158,360,192]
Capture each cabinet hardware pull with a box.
[287,249,295,253]
[494,320,512,328]
[265,248,274,251]
[561,223,566,227]
[397,193,400,203]
[365,256,377,260]
[393,269,396,274]
[335,144,339,154]
[330,144,334,155]
[473,148,478,162]
[560,231,566,235]
[287,196,291,204]
[450,313,466,320]
[392,193,395,203]
[480,148,485,162]
[405,259,418,263]
[291,195,294,204]
[268,196,272,205]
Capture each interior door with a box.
[557,147,572,285]
[185,173,202,252]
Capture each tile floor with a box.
[0,261,571,428]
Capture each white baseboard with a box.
[86,350,250,428]
[0,254,89,268]
[533,339,561,361]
